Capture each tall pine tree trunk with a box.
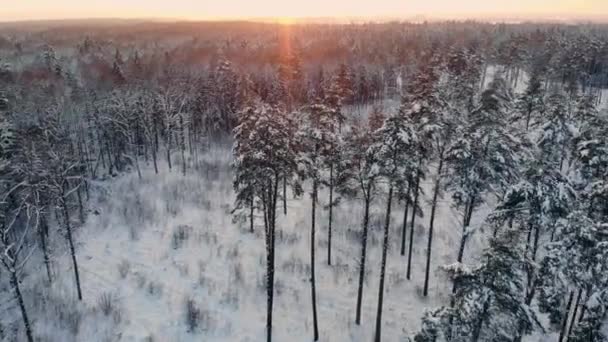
[166,135,172,171]
[11,269,33,342]
[456,194,476,263]
[265,175,280,342]
[374,184,393,342]
[39,214,52,283]
[559,291,575,342]
[400,183,411,256]
[283,176,287,216]
[423,156,444,297]
[180,116,186,176]
[355,182,372,325]
[62,186,83,301]
[327,163,334,266]
[310,181,320,341]
[105,139,114,175]
[471,299,490,342]
[152,119,159,174]
[525,224,541,305]
[250,194,254,233]
[567,288,583,340]
[578,287,591,323]
[406,168,421,280]
[76,184,85,224]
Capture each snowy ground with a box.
[5,141,500,342]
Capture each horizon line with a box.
[2,12,608,25]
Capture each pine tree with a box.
[540,212,608,340]
[232,102,300,342]
[569,292,607,342]
[297,102,342,341]
[514,62,545,131]
[446,76,523,265]
[538,92,576,172]
[401,56,447,281]
[414,229,542,342]
[48,126,86,301]
[372,111,417,341]
[214,58,242,131]
[306,100,342,266]
[339,118,381,325]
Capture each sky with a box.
[2,0,608,22]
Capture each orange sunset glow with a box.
[2,0,608,21]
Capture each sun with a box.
[276,17,296,25]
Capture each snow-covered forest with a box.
[1,20,608,341]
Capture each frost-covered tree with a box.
[339,118,381,325]
[371,111,417,341]
[539,212,608,340]
[569,291,607,342]
[446,76,523,264]
[213,58,243,131]
[445,46,483,112]
[0,105,34,342]
[514,67,545,130]
[537,92,576,172]
[47,122,86,301]
[401,55,446,280]
[232,102,300,342]
[571,96,607,219]
[414,229,542,342]
[306,99,343,266]
[296,102,343,341]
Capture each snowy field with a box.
[11,141,496,342]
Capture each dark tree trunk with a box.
[250,194,255,233]
[355,182,372,325]
[327,163,334,266]
[83,178,90,201]
[567,288,583,339]
[265,175,280,342]
[406,169,421,280]
[471,300,490,342]
[39,215,52,283]
[374,185,393,342]
[423,156,444,297]
[558,291,574,342]
[152,117,159,174]
[457,195,476,263]
[151,140,159,174]
[283,176,287,216]
[76,184,85,224]
[525,104,532,131]
[11,270,33,342]
[262,192,269,234]
[578,287,591,323]
[525,224,541,305]
[97,130,106,171]
[400,183,411,256]
[62,188,83,301]
[180,116,186,176]
[166,136,172,171]
[105,139,114,175]
[310,181,320,341]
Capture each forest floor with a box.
[37,142,496,341]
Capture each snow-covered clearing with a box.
[22,142,494,341]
